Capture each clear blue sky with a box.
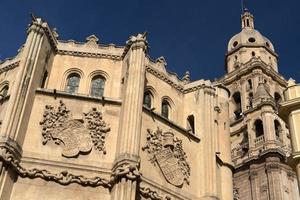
[0,0,299,82]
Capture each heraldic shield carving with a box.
[142,128,190,187]
[40,100,110,157]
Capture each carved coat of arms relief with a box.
[142,128,190,187]
[40,100,110,158]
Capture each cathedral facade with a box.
[0,10,299,200]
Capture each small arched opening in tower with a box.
[248,92,253,109]
[274,92,282,109]
[254,120,264,138]
[232,92,242,120]
[274,120,282,140]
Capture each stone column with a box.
[0,18,46,200]
[111,33,148,200]
[262,108,276,148]
[0,18,45,140]
[249,168,259,200]
[216,87,234,200]
[266,158,283,200]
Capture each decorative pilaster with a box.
[0,17,47,200]
[249,169,258,199]
[0,17,45,141]
[266,160,283,200]
[111,33,148,200]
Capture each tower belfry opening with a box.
[241,9,254,29]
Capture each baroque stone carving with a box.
[111,162,141,184]
[140,186,171,200]
[142,128,190,187]
[40,101,110,157]
[0,146,111,188]
[233,184,240,200]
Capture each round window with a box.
[248,37,256,43]
[233,41,238,47]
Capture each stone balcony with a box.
[232,137,291,166]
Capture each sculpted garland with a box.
[142,128,190,187]
[40,100,110,157]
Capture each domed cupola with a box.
[226,9,278,73]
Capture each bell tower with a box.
[219,7,300,200]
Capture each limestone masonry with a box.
[0,9,299,200]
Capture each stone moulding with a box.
[140,186,171,200]
[0,146,111,188]
[0,61,20,74]
[111,161,141,184]
[142,128,190,187]
[40,100,110,157]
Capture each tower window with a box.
[90,75,105,97]
[65,73,80,94]
[0,85,9,97]
[161,100,170,119]
[233,41,238,47]
[247,79,253,90]
[248,92,253,108]
[143,91,152,108]
[232,92,242,120]
[248,37,256,43]
[187,115,195,134]
[251,51,255,57]
[274,120,281,138]
[254,120,264,138]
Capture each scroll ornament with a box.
[40,100,110,157]
[142,128,190,187]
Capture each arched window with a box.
[187,115,195,134]
[143,91,152,108]
[65,73,80,93]
[254,120,264,138]
[90,75,105,97]
[247,79,253,90]
[232,92,242,119]
[274,92,282,107]
[161,100,170,119]
[274,120,281,138]
[248,92,253,108]
[0,85,9,97]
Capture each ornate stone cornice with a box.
[57,49,122,60]
[218,58,287,87]
[146,65,216,95]
[0,61,20,74]
[146,66,184,92]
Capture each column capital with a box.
[126,32,149,52]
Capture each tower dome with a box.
[227,10,275,52]
[225,9,278,73]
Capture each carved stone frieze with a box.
[233,184,240,200]
[140,185,171,200]
[40,101,110,157]
[0,146,111,187]
[111,162,140,183]
[142,128,190,187]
